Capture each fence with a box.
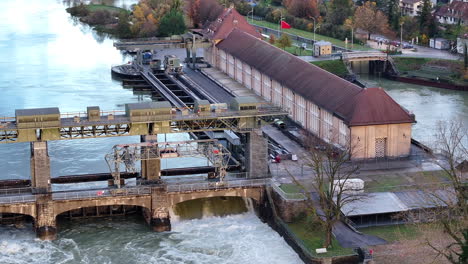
[271,182,307,201]
[0,194,35,204]
[52,187,152,201]
[166,178,268,192]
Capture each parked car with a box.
[402,42,414,49]
[390,40,401,47]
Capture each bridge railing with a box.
[52,187,152,201]
[342,51,387,60]
[0,187,32,196]
[166,178,269,193]
[0,194,36,204]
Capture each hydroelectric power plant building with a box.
[203,8,416,159]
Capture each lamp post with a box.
[400,22,404,50]
[247,3,254,23]
[278,10,283,38]
[311,17,317,44]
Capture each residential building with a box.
[435,0,468,24]
[400,0,426,16]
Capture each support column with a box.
[140,135,161,184]
[35,195,56,240]
[245,129,269,178]
[143,187,171,232]
[30,141,51,194]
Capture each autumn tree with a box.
[327,0,354,25]
[277,34,292,50]
[269,34,276,45]
[187,0,201,27]
[197,0,224,25]
[284,0,319,19]
[354,1,390,40]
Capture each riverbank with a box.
[391,57,468,89]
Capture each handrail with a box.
[271,182,307,201]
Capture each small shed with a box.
[194,100,211,113]
[125,101,172,122]
[15,107,60,129]
[230,96,260,111]
[314,40,332,57]
[87,106,100,122]
[429,38,450,50]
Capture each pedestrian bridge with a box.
[342,51,388,62]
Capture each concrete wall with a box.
[350,123,412,159]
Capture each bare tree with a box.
[424,119,468,264]
[287,135,365,248]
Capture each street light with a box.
[278,10,283,38]
[400,22,404,48]
[247,3,254,23]
[311,17,317,44]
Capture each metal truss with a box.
[105,139,237,187]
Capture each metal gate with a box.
[375,138,387,158]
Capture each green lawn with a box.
[392,57,432,72]
[279,183,303,193]
[359,224,421,242]
[86,4,127,14]
[287,217,355,257]
[364,170,452,192]
[249,19,371,51]
[311,60,348,77]
[274,44,313,56]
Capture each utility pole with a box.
[400,22,404,51]
[278,10,283,38]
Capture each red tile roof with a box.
[337,87,415,126]
[216,29,415,126]
[203,8,261,40]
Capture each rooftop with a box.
[16,107,60,116]
[126,101,172,110]
[216,30,415,126]
[203,8,261,41]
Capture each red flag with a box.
[280,20,291,29]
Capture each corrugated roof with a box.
[216,30,415,126]
[340,192,408,217]
[232,96,260,104]
[16,107,60,116]
[203,8,261,40]
[126,101,172,110]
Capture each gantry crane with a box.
[105,139,235,188]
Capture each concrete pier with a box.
[245,130,269,177]
[140,135,161,183]
[30,142,51,194]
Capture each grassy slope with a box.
[288,218,355,257]
[86,4,127,14]
[359,224,421,242]
[250,19,370,51]
[393,57,465,84]
[311,60,348,77]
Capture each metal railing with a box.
[271,182,307,201]
[166,178,268,192]
[52,187,152,201]
[0,194,36,204]
[0,187,32,196]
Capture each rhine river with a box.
[0,1,303,263]
[0,0,467,263]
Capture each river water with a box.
[0,0,303,263]
[361,75,468,145]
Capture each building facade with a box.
[203,9,415,159]
[435,0,468,25]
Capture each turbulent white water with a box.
[0,213,303,264]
